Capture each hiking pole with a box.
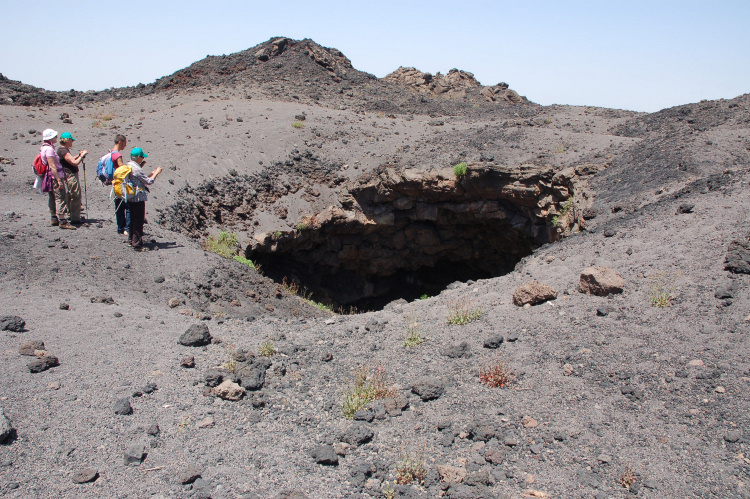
[82,160,88,215]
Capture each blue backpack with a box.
[96,151,116,184]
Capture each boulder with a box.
[212,380,245,401]
[726,239,750,274]
[512,281,558,306]
[0,315,25,332]
[27,354,59,373]
[179,323,211,347]
[412,377,445,401]
[311,444,338,466]
[578,267,625,296]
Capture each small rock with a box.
[142,382,157,394]
[333,442,349,456]
[715,386,726,394]
[688,359,704,367]
[311,445,338,466]
[436,464,466,484]
[146,423,160,436]
[440,341,471,358]
[113,398,133,415]
[562,364,574,376]
[597,453,612,463]
[180,355,195,368]
[320,352,333,362]
[340,424,374,447]
[512,281,557,306]
[412,377,445,401]
[503,436,519,447]
[677,203,695,214]
[27,354,59,373]
[179,466,202,485]
[48,381,61,390]
[90,296,114,305]
[153,275,165,284]
[198,416,215,428]
[123,443,145,466]
[179,323,211,347]
[59,303,70,310]
[0,315,25,332]
[483,335,504,349]
[603,227,617,237]
[19,340,45,356]
[72,468,98,484]
[578,267,625,296]
[212,380,245,401]
[0,406,13,443]
[522,416,538,428]
[168,297,182,308]
[383,395,408,416]
[724,430,742,443]
[596,306,609,316]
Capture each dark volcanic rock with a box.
[113,398,133,415]
[725,239,750,274]
[0,315,25,332]
[412,377,445,401]
[340,424,374,447]
[123,443,145,466]
[0,406,12,443]
[483,335,504,349]
[311,444,338,466]
[440,341,471,358]
[27,354,59,373]
[236,362,267,390]
[72,468,98,484]
[179,323,212,346]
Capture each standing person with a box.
[57,132,87,225]
[126,147,162,251]
[110,135,130,235]
[40,129,75,230]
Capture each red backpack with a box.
[32,153,47,176]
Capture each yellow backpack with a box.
[112,165,135,199]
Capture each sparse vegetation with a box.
[419,293,429,300]
[281,277,334,313]
[552,196,574,227]
[619,464,637,489]
[479,356,516,388]
[341,364,395,418]
[544,117,552,124]
[555,143,565,154]
[649,272,674,307]
[274,230,282,239]
[446,297,482,325]
[291,121,305,129]
[204,230,259,270]
[223,343,238,372]
[258,338,275,357]
[382,482,396,499]
[295,222,308,231]
[403,315,425,348]
[394,447,427,485]
[453,161,468,178]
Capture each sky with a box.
[1,0,748,112]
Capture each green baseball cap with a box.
[60,132,76,141]
[130,147,148,158]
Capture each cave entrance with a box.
[251,214,542,312]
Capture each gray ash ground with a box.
[1,37,750,498]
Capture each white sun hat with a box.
[42,129,58,141]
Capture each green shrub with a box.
[291,121,304,129]
[453,162,468,178]
[258,338,275,357]
[446,297,482,325]
[403,315,425,348]
[233,254,258,270]
[649,272,674,307]
[341,365,394,418]
[395,448,427,485]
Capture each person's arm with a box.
[148,167,163,180]
[63,149,88,166]
[115,155,124,168]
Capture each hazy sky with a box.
[2,0,748,112]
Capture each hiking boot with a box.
[133,246,149,252]
[59,222,76,230]
[70,216,85,225]
[124,230,130,236]
[50,218,59,226]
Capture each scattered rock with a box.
[198,416,215,428]
[383,394,409,416]
[90,296,115,305]
[123,443,145,466]
[440,341,471,358]
[412,377,445,401]
[146,423,160,436]
[212,380,245,401]
[677,203,695,214]
[311,445,338,466]
[59,303,69,310]
[168,297,182,308]
[512,281,557,306]
[19,340,44,356]
[179,323,211,347]
[179,466,202,485]
[27,354,59,373]
[72,468,98,484]
[578,267,625,296]
[725,239,750,274]
[437,464,467,484]
[483,335,504,349]
[113,398,133,415]
[340,424,374,447]
[0,315,25,332]
[0,406,12,443]
[596,306,609,316]
[180,355,196,368]
[153,275,165,284]
[235,362,267,390]
[724,430,742,443]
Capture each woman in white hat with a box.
[40,128,74,229]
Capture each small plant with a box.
[341,364,395,418]
[552,196,574,227]
[394,448,427,485]
[295,222,308,231]
[403,315,425,348]
[274,230,282,239]
[382,481,396,499]
[544,117,552,124]
[291,121,304,129]
[555,143,565,154]
[223,343,238,373]
[649,272,674,307]
[233,254,258,270]
[619,464,637,489]
[258,338,275,357]
[479,356,516,388]
[419,293,429,300]
[203,230,239,258]
[446,297,482,325]
[453,162,468,178]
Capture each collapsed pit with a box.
[248,164,585,311]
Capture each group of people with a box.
[38,130,163,251]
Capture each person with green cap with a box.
[125,147,162,251]
[57,132,88,224]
